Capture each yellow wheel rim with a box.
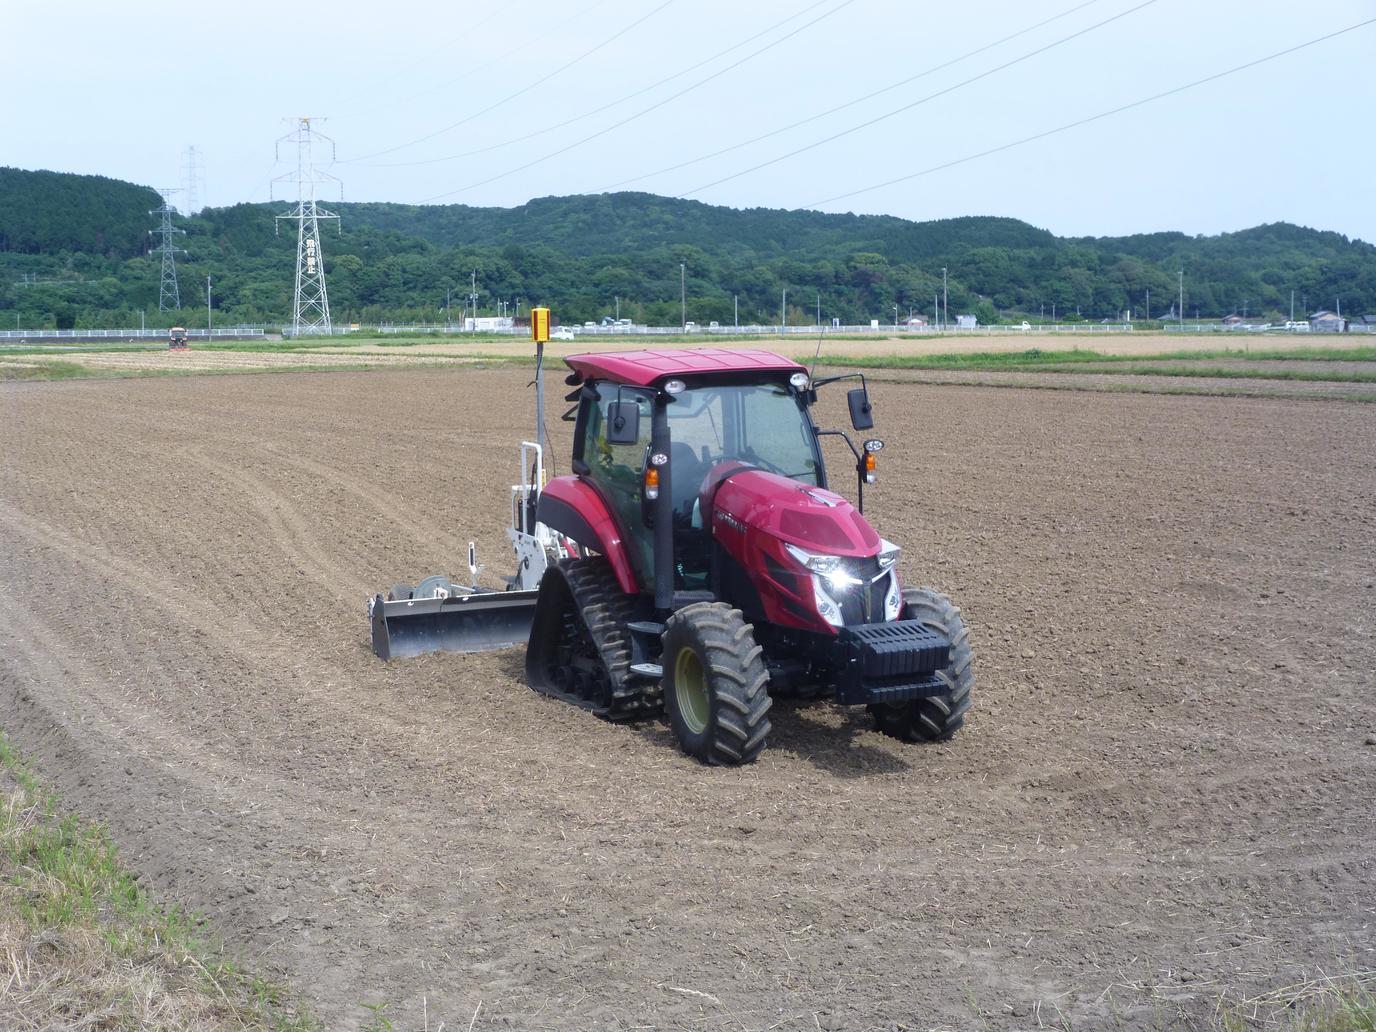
[674,646,709,734]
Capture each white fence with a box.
[12,321,1366,342]
[0,327,267,342]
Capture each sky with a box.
[4,0,1373,242]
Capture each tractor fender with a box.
[536,476,640,595]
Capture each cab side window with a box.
[581,384,655,577]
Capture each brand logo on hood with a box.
[714,509,744,532]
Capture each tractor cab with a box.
[573,370,826,591]
[549,349,886,620]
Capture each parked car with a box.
[551,327,575,341]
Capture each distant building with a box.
[1221,313,1245,327]
[905,315,928,328]
[1352,314,1376,332]
[1309,310,1347,333]
[955,314,978,330]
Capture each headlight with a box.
[883,571,903,620]
[876,538,901,570]
[784,543,862,591]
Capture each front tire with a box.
[663,603,772,765]
[870,587,975,742]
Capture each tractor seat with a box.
[669,443,708,526]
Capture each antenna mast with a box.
[149,188,186,311]
[273,117,341,336]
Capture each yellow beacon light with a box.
[531,306,550,343]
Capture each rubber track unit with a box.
[664,602,773,765]
[527,558,660,722]
[869,587,974,742]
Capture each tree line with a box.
[1,166,1372,330]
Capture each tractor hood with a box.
[710,469,880,557]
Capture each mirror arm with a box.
[816,430,866,514]
[811,372,868,391]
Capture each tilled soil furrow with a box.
[1,370,1372,1031]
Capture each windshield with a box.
[667,383,821,490]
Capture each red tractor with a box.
[371,347,974,765]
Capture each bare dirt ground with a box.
[1,368,1373,1031]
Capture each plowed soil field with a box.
[1,368,1373,1031]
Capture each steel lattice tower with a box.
[181,145,204,214]
[149,188,185,311]
[273,118,341,336]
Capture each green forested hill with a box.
[1,167,1371,328]
[0,167,160,257]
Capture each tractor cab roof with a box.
[564,348,805,388]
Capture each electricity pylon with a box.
[273,118,341,336]
[149,188,185,311]
[182,145,204,214]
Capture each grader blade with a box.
[368,588,539,659]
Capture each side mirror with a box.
[847,387,874,430]
[606,400,641,444]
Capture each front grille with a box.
[837,557,888,625]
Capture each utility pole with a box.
[781,288,787,332]
[816,292,821,328]
[680,263,686,330]
[615,295,620,321]
[1179,269,1184,331]
[470,269,478,332]
[734,293,738,329]
[892,304,898,330]
[149,188,185,311]
[273,117,341,336]
[941,267,948,331]
[207,274,212,338]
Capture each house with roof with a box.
[1308,310,1347,333]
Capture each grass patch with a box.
[1215,973,1376,1031]
[0,730,318,1030]
[817,345,1376,371]
[1030,363,1376,384]
[0,360,101,381]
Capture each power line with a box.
[347,0,675,164]
[333,0,541,111]
[419,0,857,203]
[807,17,1376,209]
[604,0,1106,191]
[344,0,841,169]
[682,0,1159,197]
